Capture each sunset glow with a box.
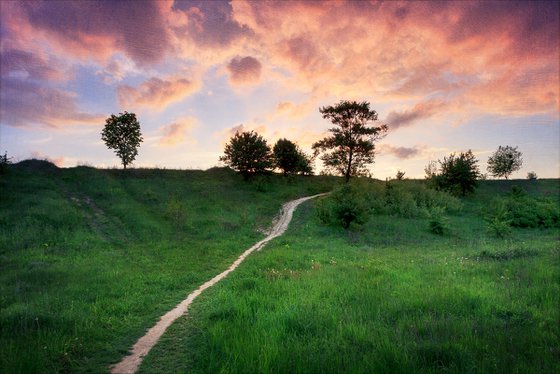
[1,0,558,178]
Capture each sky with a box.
[1,0,558,179]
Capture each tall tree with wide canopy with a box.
[312,100,387,182]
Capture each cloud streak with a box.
[378,144,425,159]
[386,100,447,130]
[117,75,200,111]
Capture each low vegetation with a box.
[140,179,559,374]
[1,161,558,373]
[0,161,334,373]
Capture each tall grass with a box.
[140,179,560,374]
[0,164,334,373]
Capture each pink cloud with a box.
[231,0,558,118]
[0,47,67,81]
[0,78,104,128]
[1,0,171,66]
[173,0,253,48]
[227,56,262,85]
[158,118,197,147]
[117,76,199,111]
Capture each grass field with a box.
[139,179,559,374]
[1,162,558,373]
[0,161,334,373]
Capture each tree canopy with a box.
[436,150,480,196]
[487,145,523,179]
[220,130,274,180]
[312,100,387,182]
[101,112,143,169]
[273,138,313,176]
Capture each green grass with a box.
[139,179,560,374]
[1,164,558,373]
[0,163,334,373]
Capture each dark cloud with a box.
[0,48,65,81]
[173,0,252,47]
[281,36,319,70]
[0,78,103,128]
[379,144,423,159]
[227,56,262,85]
[14,0,170,66]
[386,100,446,130]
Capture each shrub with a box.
[428,207,448,235]
[486,198,512,238]
[0,151,12,174]
[487,187,559,230]
[316,182,371,229]
[426,150,480,196]
[527,171,537,180]
[384,181,462,218]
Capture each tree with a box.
[312,100,388,182]
[438,150,480,196]
[273,138,313,176]
[219,130,274,180]
[101,112,143,169]
[487,145,523,179]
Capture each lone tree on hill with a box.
[437,150,480,196]
[487,145,523,179]
[101,112,143,169]
[312,100,388,182]
[220,130,274,180]
[273,138,313,176]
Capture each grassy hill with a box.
[0,162,334,373]
[1,162,558,373]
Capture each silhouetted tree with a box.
[273,138,313,175]
[438,150,480,196]
[395,170,406,180]
[220,131,273,180]
[312,100,387,182]
[101,112,143,169]
[487,145,523,179]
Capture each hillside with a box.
[0,162,558,373]
[0,162,335,373]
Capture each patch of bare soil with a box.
[110,193,327,374]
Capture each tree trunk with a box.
[345,150,353,183]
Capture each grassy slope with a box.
[0,164,334,373]
[139,179,560,374]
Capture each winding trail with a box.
[111,193,328,374]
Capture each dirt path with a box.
[110,193,327,374]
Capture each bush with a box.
[527,171,537,180]
[428,207,448,235]
[486,198,512,238]
[384,181,462,218]
[487,187,559,230]
[316,182,371,229]
[427,150,480,196]
[0,151,12,174]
